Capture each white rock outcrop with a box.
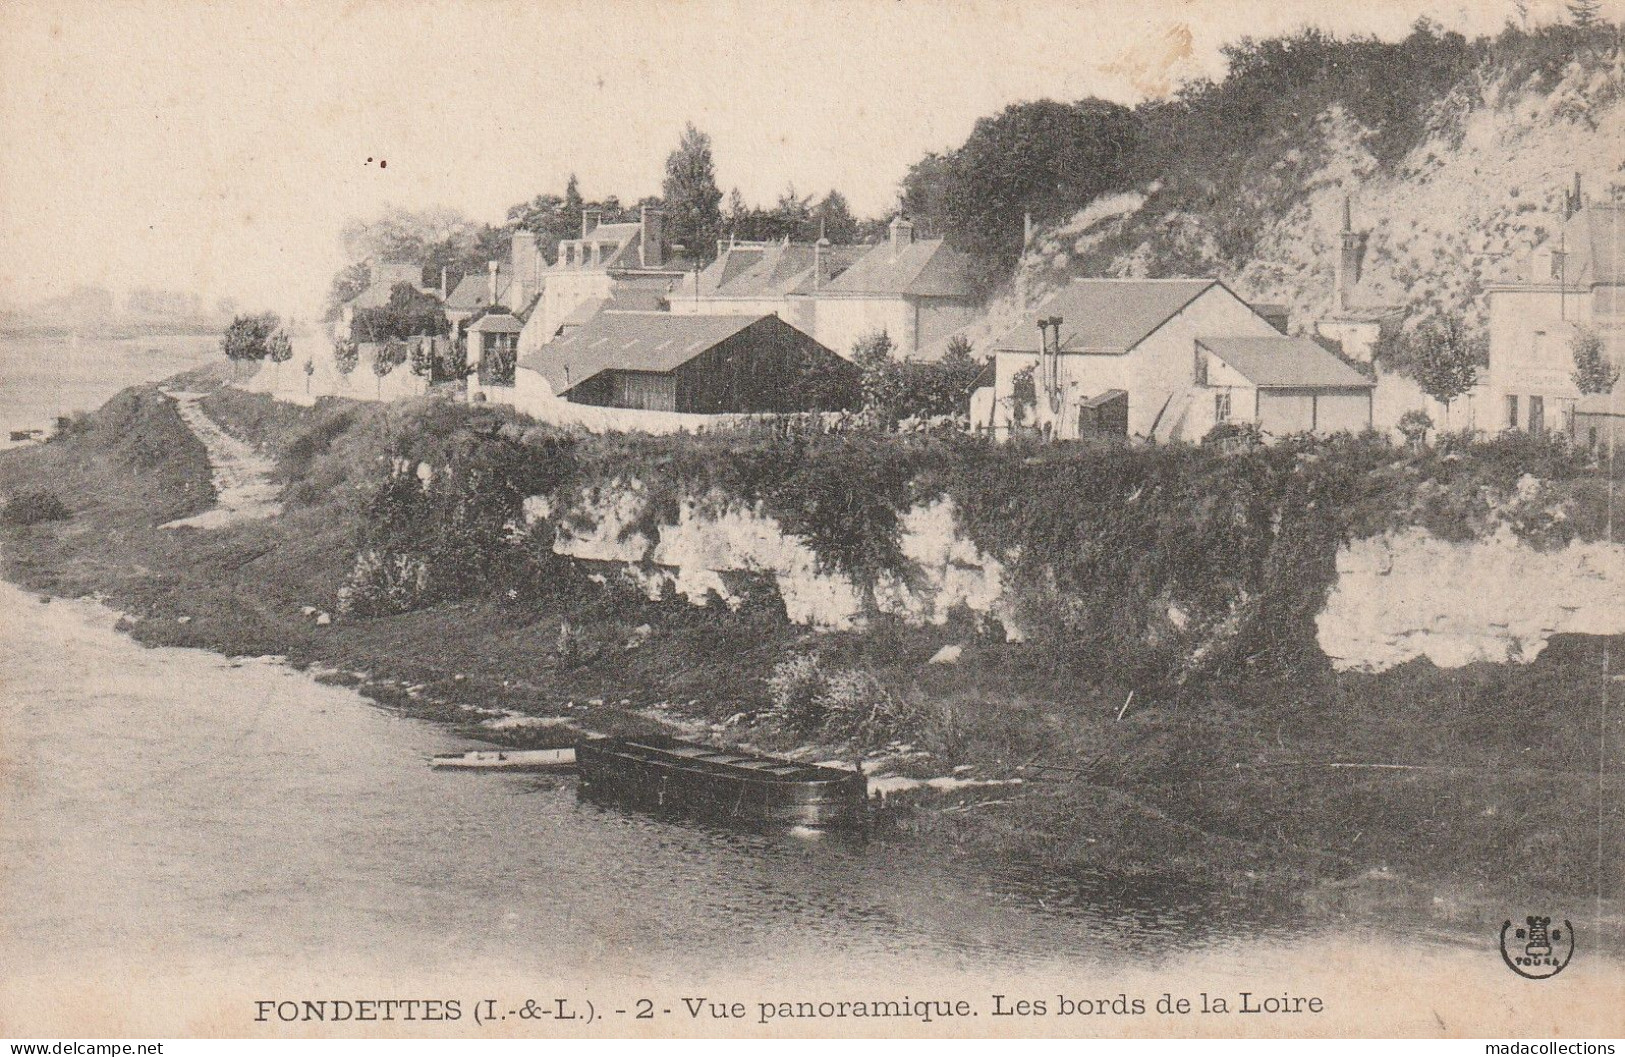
[1318,527,1625,671]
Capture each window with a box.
[1529,395,1545,435]
[1550,250,1565,281]
[1214,390,1232,423]
[1506,394,1520,430]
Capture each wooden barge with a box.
[574,735,868,828]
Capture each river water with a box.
[0,333,217,445]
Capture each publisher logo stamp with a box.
[1500,916,1574,979]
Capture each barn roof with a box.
[1198,336,1374,389]
[519,311,772,395]
[993,279,1219,354]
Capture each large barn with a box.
[515,312,857,415]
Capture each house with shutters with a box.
[1485,187,1623,436]
[987,278,1373,441]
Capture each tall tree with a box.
[813,190,859,243]
[1409,315,1483,417]
[1568,0,1602,28]
[939,99,1138,273]
[1571,327,1619,394]
[661,123,724,262]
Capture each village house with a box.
[443,230,546,339]
[1313,197,1404,365]
[334,260,441,342]
[1310,197,1484,435]
[528,207,690,354]
[985,278,1373,441]
[785,217,980,360]
[511,311,854,416]
[1485,184,1622,436]
[671,237,869,331]
[671,219,979,360]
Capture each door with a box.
[1529,395,1545,435]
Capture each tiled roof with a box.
[347,278,431,311]
[1199,335,1374,389]
[694,241,869,300]
[445,267,510,312]
[992,279,1218,354]
[1565,205,1625,286]
[519,312,769,395]
[1575,392,1624,416]
[819,238,975,298]
[469,311,523,334]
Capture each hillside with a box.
[952,24,1624,350]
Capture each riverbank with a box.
[1,372,1620,947]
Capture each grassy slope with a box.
[1,382,1619,941]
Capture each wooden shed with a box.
[518,312,857,414]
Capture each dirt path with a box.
[159,390,283,529]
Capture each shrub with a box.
[2,490,71,525]
[766,654,830,733]
[333,340,360,376]
[336,549,430,616]
[765,654,924,746]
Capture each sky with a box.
[0,0,1609,319]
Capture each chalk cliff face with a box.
[545,484,1624,672]
[545,490,1011,632]
[1317,528,1625,671]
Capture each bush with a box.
[765,653,925,746]
[2,490,71,525]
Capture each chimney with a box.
[889,215,915,253]
[582,209,601,239]
[1336,195,1368,313]
[510,230,538,306]
[487,260,499,307]
[640,206,665,268]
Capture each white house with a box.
[1485,196,1623,435]
[987,278,1373,441]
[528,206,689,357]
[670,237,868,334]
[786,217,980,360]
